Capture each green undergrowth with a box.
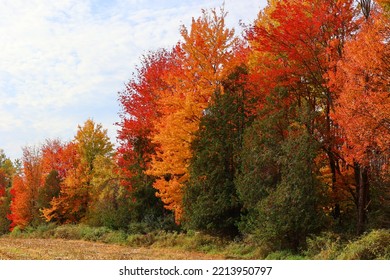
[3,224,390,260]
[305,229,390,260]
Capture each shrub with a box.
[337,230,390,260]
[127,222,153,235]
[126,233,157,247]
[80,226,111,242]
[102,231,128,245]
[305,232,343,259]
[9,226,22,237]
[49,224,112,241]
[52,224,84,239]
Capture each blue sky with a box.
[0,0,266,160]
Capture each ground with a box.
[0,237,224,260]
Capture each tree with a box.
[330,12,389,165]
[0,194,11,234]
[329,9,390,233]
[41,139,68,178]
[42,142,78,223]
[86,155,131,229]
[236,89,291,232]
[0,149,15,188]
[147,7,241,222]
[377,0,390,14]
[246,0,360,231]
[0,150,15,233]
[183,67,255,236]
[237,90,325,250]
[37,170,61,211]
[8,175,29,230]
[7,146,44,229]
[74,119,113,174]
[22,146,44,226]
[42,120,113,223]
[37,140,67,215]
[117,49,175,227]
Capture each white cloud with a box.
[0,0,266,160]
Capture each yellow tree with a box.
[147,7,241,222]
[42,119,113,223]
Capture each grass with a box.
[2,224,389,260]
[336,229,390,260]
[305,229,390,260]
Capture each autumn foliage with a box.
[1,1,389,254]
[145,7,242,222]
[330,13,390,164]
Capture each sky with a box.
[0,0,267,160]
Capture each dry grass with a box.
[0,237,224,260]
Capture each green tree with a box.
[0,150,13,233]
[183,68,255,236]
[254,129,325,251]
[37,170,61,211]
[237,92,325,251]
[0,189,11,234]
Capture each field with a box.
[0,237,223,260]
[1,225,389,260]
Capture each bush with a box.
[42,224,112,241]
[305,232,343,260]
[79,226,112,242]
[337,230,390,260]
[22,223,57,238]
[51,224,84,239]
[127,214,179,234]
[102,230,128,245]
[127,222,154,235]
[149,231,181,248]
[9,226,23,237]
[126,232,157,247]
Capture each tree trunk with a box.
[356,163,369,235]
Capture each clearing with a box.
[0,237,223,260]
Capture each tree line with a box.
[1,0,389,252]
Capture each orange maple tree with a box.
[7,175,29,230]
[330,12,390,165]
[7,147,44,230]
[147,7,241,222]
[42,120,113,223]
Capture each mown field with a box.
[0,237,223,260]
[0,224,389,260]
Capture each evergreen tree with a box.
[37,170,61,211]
[254,129,325,251]
[183,68,255,236]
[237,91,326,250]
